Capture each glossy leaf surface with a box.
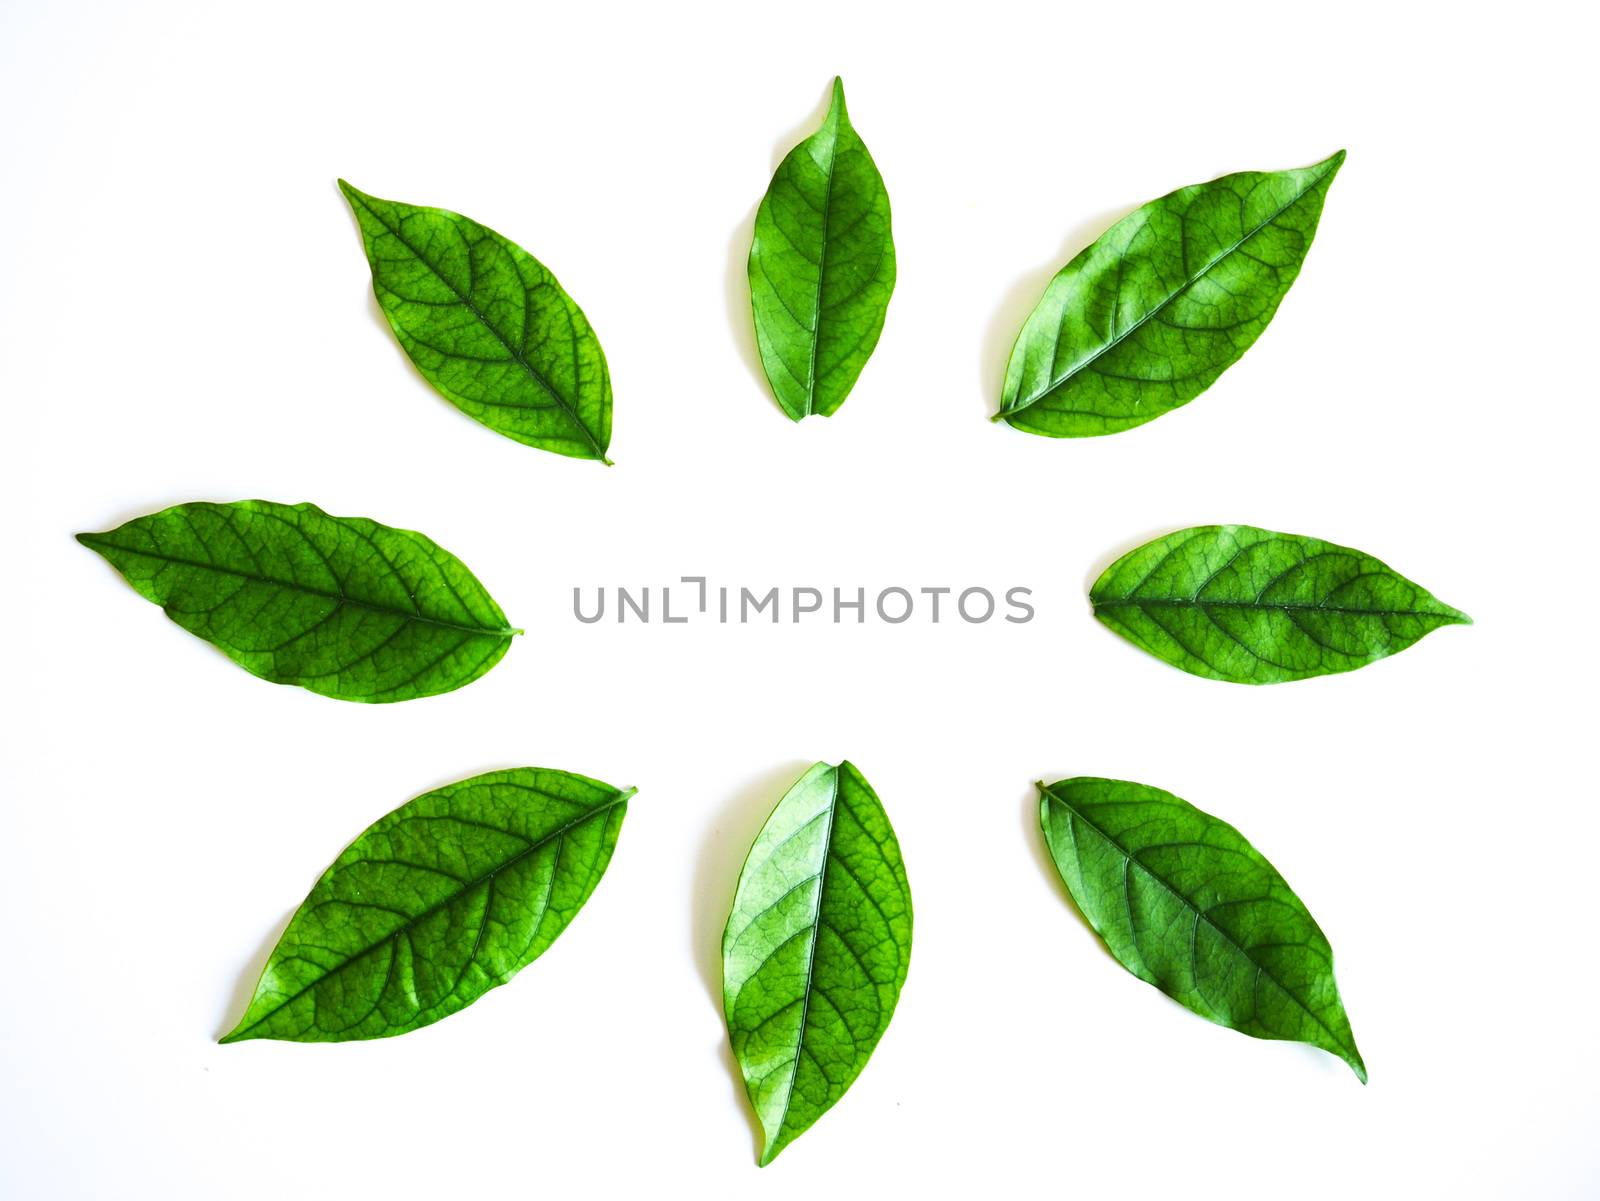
[748,78,895,420]
[78,500,517,702]
[1091,524,1469,684]
[223,768,633,1043]
[997,151,1344,436]
[723,761,912,1164]
[1039,777,1365,1081]
[340,181,613,462]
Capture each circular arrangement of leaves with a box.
[74,76,1469,1165]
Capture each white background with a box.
[2,1,1594,1196]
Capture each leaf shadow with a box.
[214,906,296,1040]
[359,275,468,430]
[79,496,232,532]
[73,547,317,688]
[334,180,509,451]
[723,198,764,392]
[722,81,838,407]
[1019,783,1113,959]
[978,203,1141,417]
[1025,783,1359,1083]
[1081,523,1189,593]
[334,179,397,349]
[690,759,811,1152]
[211,761,539,1042]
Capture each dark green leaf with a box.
[996,151,1344,436]
[340,180,613,463]
[722,761,912,1164]
[1039,776,1366,1081]
[222,767,633,1043]
[77,499,518,702]
[748,78,896,421]
[1091,524,1469,684]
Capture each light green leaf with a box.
[748,78,896,421]
[1091,524,1470,684]
[340,181,613,462]
[77,499,518,702]
[722,761,913,1164]
[222,767,633,1043]
[1039,776,1366,1081]
[997,151,1344,436]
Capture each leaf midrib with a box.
[1093,597,1459,619]
[1000,158,1339,419]
[78,535,519,640]
[347,189,609,463]
[1041,785,1359,1067]
[766,766,840,1162]
[223,788,634,1041]
[802,106,842,417]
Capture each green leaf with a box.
[77,499,518,702]
[339,180,614,463]
[1091,524,1470,684]
[722,761,913,1165]
[748,78,896,421]
[996,151,1344,436]
[222,767,634,1043]
[1039,776,1366,1081]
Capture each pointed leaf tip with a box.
[997,154,1344,435]
[723,760,912,1162]
[747,76,894,422]
[1038,777,1366,1080]
[78,499,516,701]
[1090,525,1470,683]
[222,767,632,1042]
[342,185,614,460]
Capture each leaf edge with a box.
[219,770,637,1045]
[1036,776,1367,1083]
[337,178,616,465]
